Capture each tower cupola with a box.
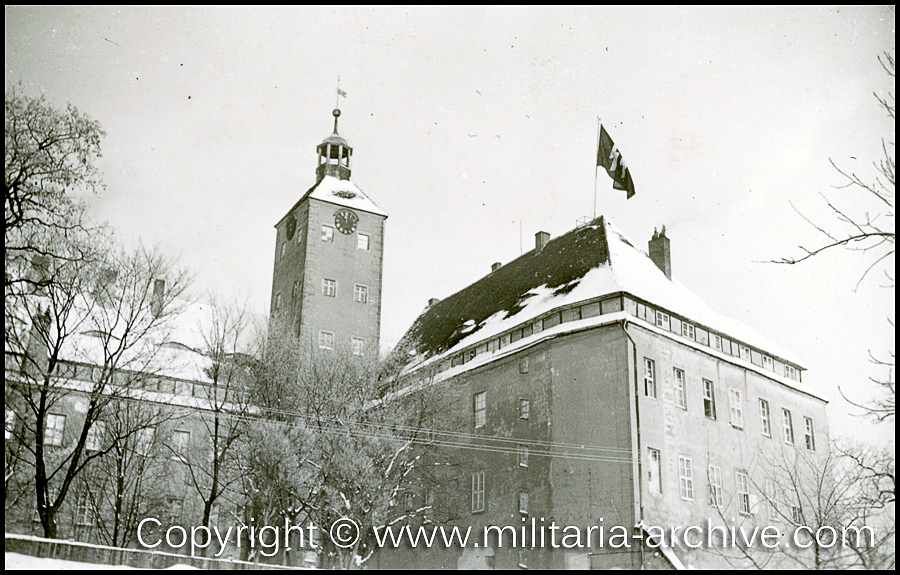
[316,108,352,182]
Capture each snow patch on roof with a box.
[308,176,388,217]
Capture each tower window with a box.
[274,293,282,310]
[297,225,304,243]
[322,279,337,297]
[280,242,286,260]
[357,233,370,251]
[318,331,335,350]
[351,337,365,356]
[321,225,334,243]
[354,284,368,303]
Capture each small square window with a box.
[321,225,334,242]
[357,233,370,250]
[351,337,365,357]
[518,398,530,420]
[682,322,695,340]
[322,278,337,297]
[318,331,335,350]
[354,284,368,304]
[518,356,529,374]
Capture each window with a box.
[136,427,155,455]
[318,331,335,350]
[518,356,529,374]
[763,355,774,371]
[85,421,106,452]
[790,504,802,525]
[274,293,282,311]
[648,448,662,494]
[518,492,529,514]
[708,465,723,508]
[782,408,794,445]
[357,233,370,250]
[280,242,286,260]
[682,322,695,340]
[518,398,530,420]
[765,479,778,522]
[740,346,751,361]
[784,365,797,380]
[655,311,670,331]
[45,414,65,446]
[728,389,744,428]
[673,368,687,409]
[678,456,694,501]
[321,225,334,242]
[803,417,816,451]
[737,472,751,515]
[471,472,485,513]
[643,358,657,398]
[353,284,368,304]
[702,380,716,419]
[171,430,190,457]
[351,337,365,357]
[322,278,336,297]
[518,445,529,468]
[759,399,772,437]
[713,334,723,351]
[75,491,93,526]
[5,409,14,440]
[296,225,304,243]
[474,392,486,428]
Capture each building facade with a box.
[379,217,829,569]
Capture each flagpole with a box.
[593,116,601,219]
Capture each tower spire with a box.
[316,103,352,182]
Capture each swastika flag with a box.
[597,124,635,199]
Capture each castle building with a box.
[379,217,829,569]
[270,108,387,357]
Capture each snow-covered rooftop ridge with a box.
[602,219,804,366]
[392,216,804,370]
[308,176,388,217]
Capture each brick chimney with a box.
[535,231,550,253]
[491,262,502,272]
[648,226,672,280]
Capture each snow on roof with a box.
[306,175,388,217]
[390,216,805,371]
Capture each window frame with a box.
[782,408,795,445]
[702,379,717,420]
[737,471,752,515]
[518,445,529,468]
[518,398,530,420]
[357,232,370,250]
[322,278,337,297]
[648,447,662,495]
[353,283,368,304]
[318,330,335,350]
[85,421,106,452]
[678,456,694,501]
[474,391,487,428]
[45,413,66,447]
[321,224,334,243]
[643,358,657,399]
[759,398,772,437]
[803,416,815,451]
[673,367,687,410]
[471,471,486,513]
[708,464,724,508]
[728,388,744,429]
[351,337,365,357]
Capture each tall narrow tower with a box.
[270,107,387,356]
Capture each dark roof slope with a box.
[391,217,610,361]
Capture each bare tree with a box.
[5,237,190,538]
[5,86,105,294]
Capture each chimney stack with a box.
[491,262,502,272]
[151,279,166,317]
[535,231,550,253]
[648,226,672,280]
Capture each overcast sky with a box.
[6,6,895,447]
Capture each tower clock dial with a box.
[334,209,359,234]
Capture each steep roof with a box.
[390,216,804,370]
[276,176,387,228]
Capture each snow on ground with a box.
[5,551,198,570]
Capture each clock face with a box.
[334,209,358,235]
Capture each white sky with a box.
[5,6,895,447]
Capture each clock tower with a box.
[270,107,387,357]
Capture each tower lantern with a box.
[315,108,352,182]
